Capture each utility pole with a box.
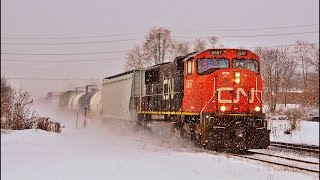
[157,32,161,64]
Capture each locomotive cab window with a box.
[232,59,259,73]
[185,58,194,75]
[197,58,229,74]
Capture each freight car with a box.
[102,69,145,120]
[101,48,270,151]
[59,85,102,116]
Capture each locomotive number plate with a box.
[211,50,223,55]
[237,50,247,56]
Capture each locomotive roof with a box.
[182,48,255,62]
[182,51,198,62]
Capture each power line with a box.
[5,77,101,81]
[1,39,318,57]
[1,32,144,40]
[1,50,128,56]
[2,31,318,46]
[185,24,319,33]
[176,31,319,39]
[2,59,121,62]
[2,23,318,40]
[1,38,142,45]
[2,42,318,64]
[244,42,319,49]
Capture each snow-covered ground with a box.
[1,104,319,180]
[269,120,319,146]
[265,104,319,146]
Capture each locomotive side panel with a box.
[142,57,184,114]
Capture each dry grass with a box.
[284,108,303,134]
[1,76,61,133]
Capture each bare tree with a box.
[124,45,150,70]
[1,76,13,120]
[208,36,219,49]
[279,48,297,107]
[255,46,291,112]
[170,40,190,57]
[256,47,275,112]
[308,43,319,73]
[294,41,311,91]
[143,27,173,65]
[305,72,320,105]
[308,43,319,105]
[193,39,207,52]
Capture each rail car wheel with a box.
[201,128,225,151]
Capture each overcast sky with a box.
[1,0,319,99]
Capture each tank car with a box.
[59,91,77,108]
[88,91,102,115]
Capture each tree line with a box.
[124,27,221,70]
[256,41,319,112]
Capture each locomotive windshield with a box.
[197,58,229,74]
[232,59,259,73]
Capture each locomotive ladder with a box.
[200,77,216,134]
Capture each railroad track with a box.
[232,151,319,173]
[195,148,319,174]
[270,141,319,153]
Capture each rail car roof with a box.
[146,53,197,70]
[103,68,145,80]
[147,62,171,70]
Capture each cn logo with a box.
[163,78,174,100]
[217,87,255,103]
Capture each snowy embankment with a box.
[1,106,318,180]
[266,105,319,146]
[269,120,319,146]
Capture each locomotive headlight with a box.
[255,106,261,112]
[235,72,241,78]
[220,106,226,112]
[235,78,240,84]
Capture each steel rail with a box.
[270,142,319,153]
[231,153,319,173]
[248,151,319,165]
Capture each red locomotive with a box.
[137,48,270,150]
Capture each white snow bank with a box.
[269,120,319,145]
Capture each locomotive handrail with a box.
[142,92,181,97]
[255,77,261,103]
[200,77,216,121]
